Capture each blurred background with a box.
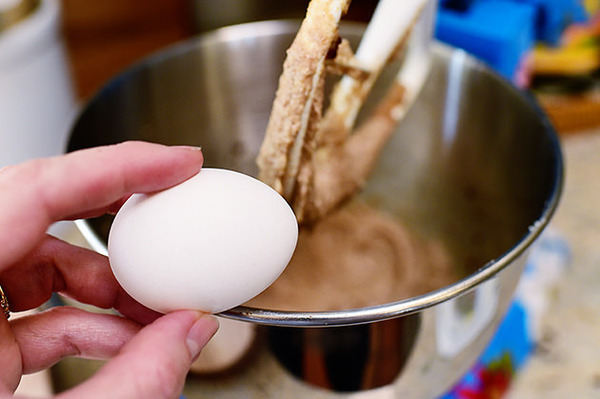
[59,0,600,133]
[60,0,378,100]
[4,0,598,140]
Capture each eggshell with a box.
[107,168,298,314]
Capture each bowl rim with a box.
[72,19,564,328]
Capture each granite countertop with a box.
[508,129,600,397]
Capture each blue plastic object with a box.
[436,0,537,81]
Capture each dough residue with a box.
[247,202,455,311]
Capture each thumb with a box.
[58,310,218,399]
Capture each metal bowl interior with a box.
[67,20,563,327]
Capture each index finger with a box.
[0,141,203,268]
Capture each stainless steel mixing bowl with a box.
[65,21,563,397]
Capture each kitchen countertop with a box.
[507,129,600,398]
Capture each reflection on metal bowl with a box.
[64,21,562,397]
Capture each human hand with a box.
[0,141,219,398]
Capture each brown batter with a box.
[247,202,456,311]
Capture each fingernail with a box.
[186,314,218,361]
[173,145,202,152]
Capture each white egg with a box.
[107,168,298,314]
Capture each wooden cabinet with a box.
[59,0,193,99]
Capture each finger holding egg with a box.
[107,168,298,314]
